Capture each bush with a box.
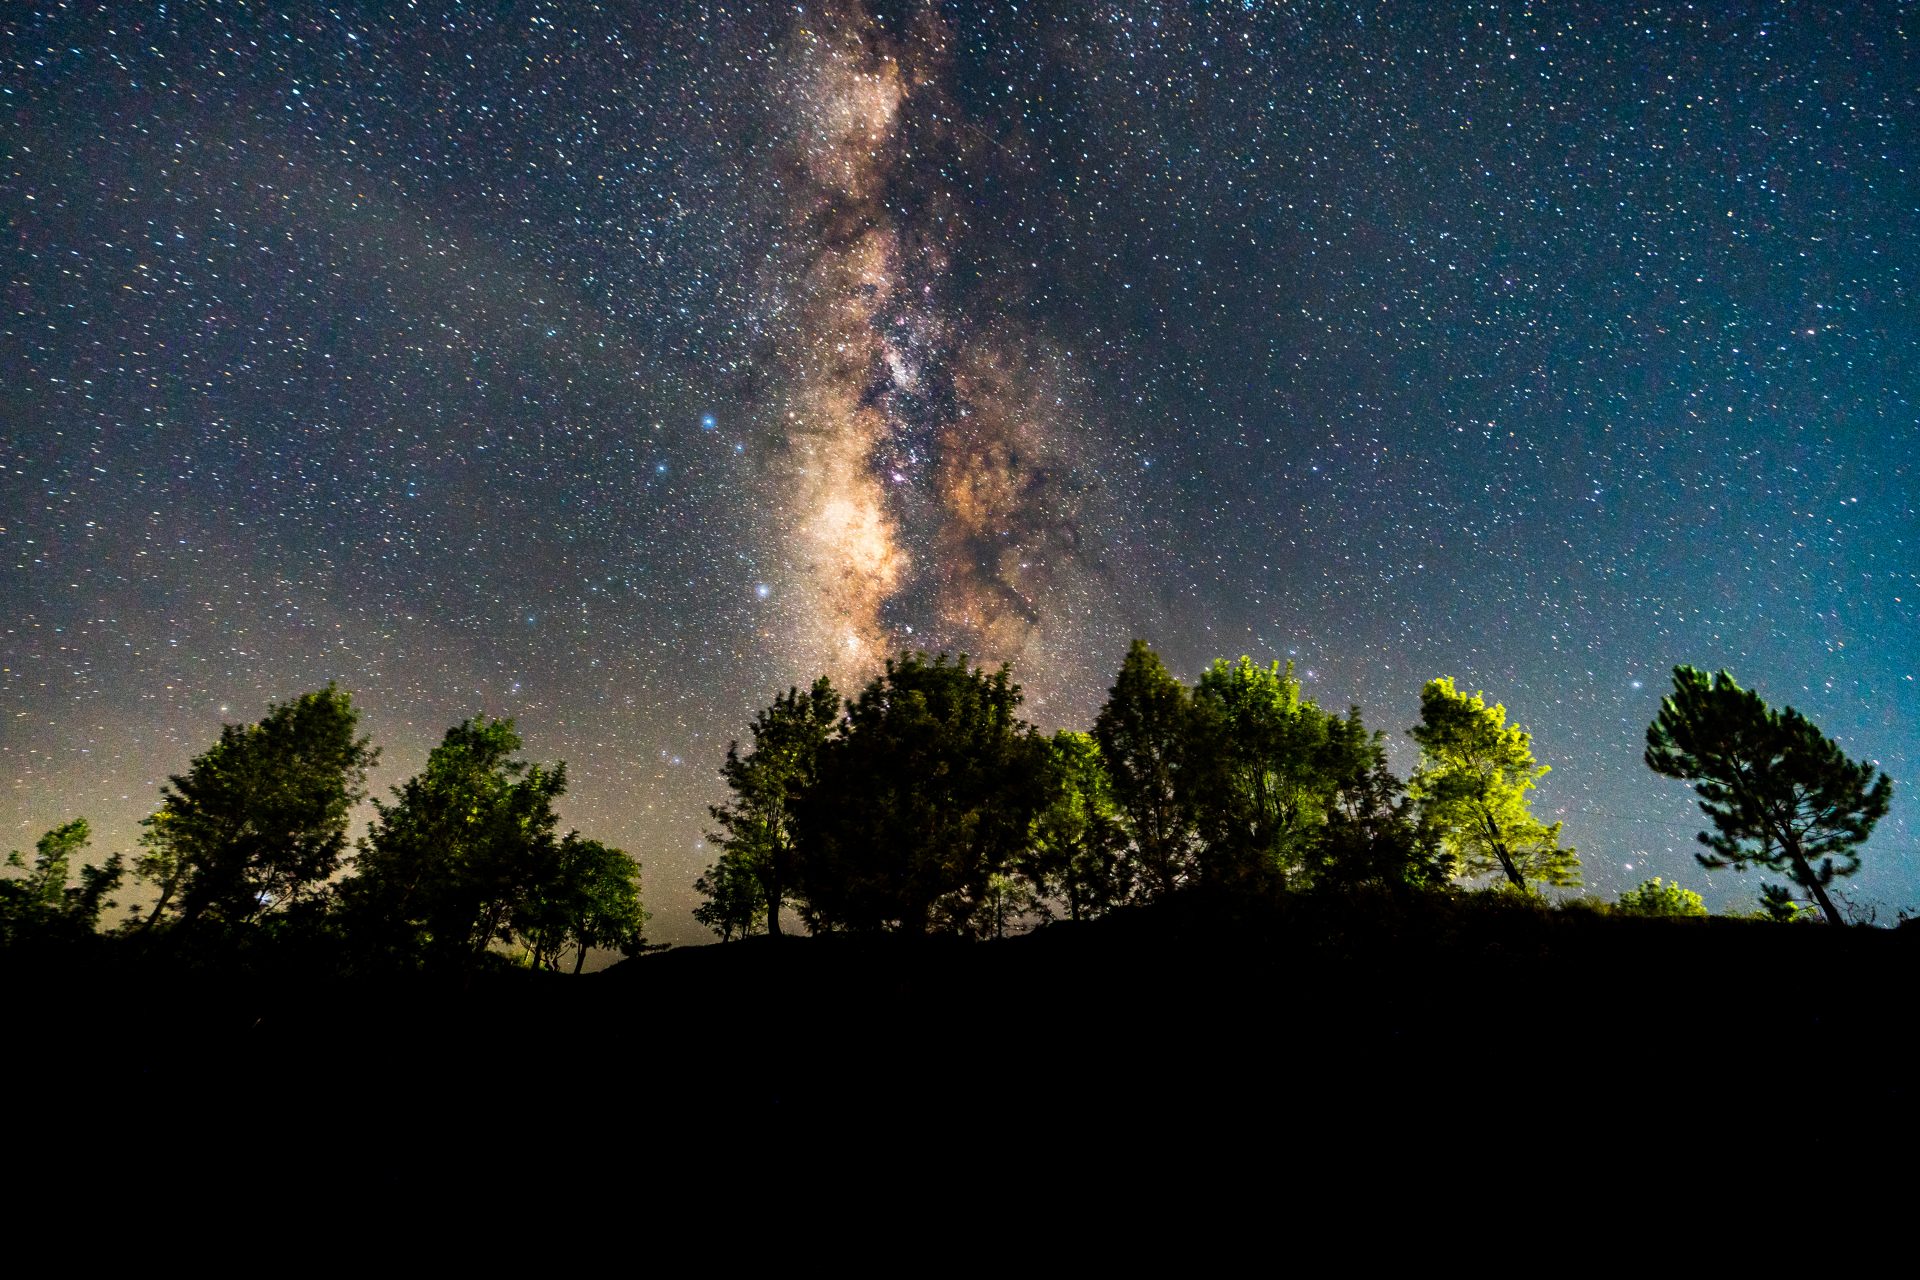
[1615,877,1707,919]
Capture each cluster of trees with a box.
[694,644,1561,937]
[1,645,1895,957]
[1,687,647,972]
[694,644,1895,937]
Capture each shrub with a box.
[1616,877,1707,919]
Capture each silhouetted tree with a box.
[794,653,1052,935]
[1094,641,1197,898]
[1308,710,1452,891]
[135,685,376,935]
[1408,677,1577,891]
[980,871,1039,940]
[0,820,125,946]
[693,849,765,941]
[1022,730,1132,922]
[1615,877,1707,918]
[1645,666,1892,927]
[1754,883,1818,924]
[512,834,648,972]
[342,716,565,969]
[701,678,838,938]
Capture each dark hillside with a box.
[13,892,1917,1206]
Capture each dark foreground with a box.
[14,891,1919,1208]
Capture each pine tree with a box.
[1645,666,1892,927]
[1408,677,1577,891]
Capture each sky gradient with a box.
[4,1,1915,940]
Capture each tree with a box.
[701,678,838,938]
[692,849,766,941]
[793,653,1052,935]
[1093,641,1198,899]
[1615,877,1707,919]
[512,834,647,972]
[1022,730,1132,922]
[1,820,126,946]
[1184,657,1349,887]
[1408,677,1578,892]
[1308,711,1452,892]
[135,685,376,935]
[342,715,566,969]
[1645,666,1892,927]
[1754,883,1819,925]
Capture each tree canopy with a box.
[1093,640,1197,899]
[792,653,1052,935]
[1645,666,1892,927]
[9,644,1906,966]
[1022,730,1132,923]
[1615,877,1707,919]
[1408,677,1578,891]
[1,820,125,947]
[1310,711,1453,892]
[700,677,838,938]
[344,716,583,969]
[135,684,376,935]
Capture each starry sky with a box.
[5,1,1915,942]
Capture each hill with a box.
[12,890,1917,1206]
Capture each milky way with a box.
[3,2,1914,939]
[753,2,1119,691]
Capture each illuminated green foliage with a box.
[135,685,376,934]
[1022,730,1132,922]
[1408,677,1578,891]
[1754,883,1820,925]
[1183,657,1345,887]
[1615,877,1707,919]
[1645,666,1892,927]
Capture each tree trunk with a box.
[572,944,588,975]
[1790,847,1846,926]
[140,883,177,932]
[1481,809,1526,890]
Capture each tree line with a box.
[0,690,647,972]
[691,642,1894,937]
[0,642,1896,962]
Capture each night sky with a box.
[5,1,1915,942]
